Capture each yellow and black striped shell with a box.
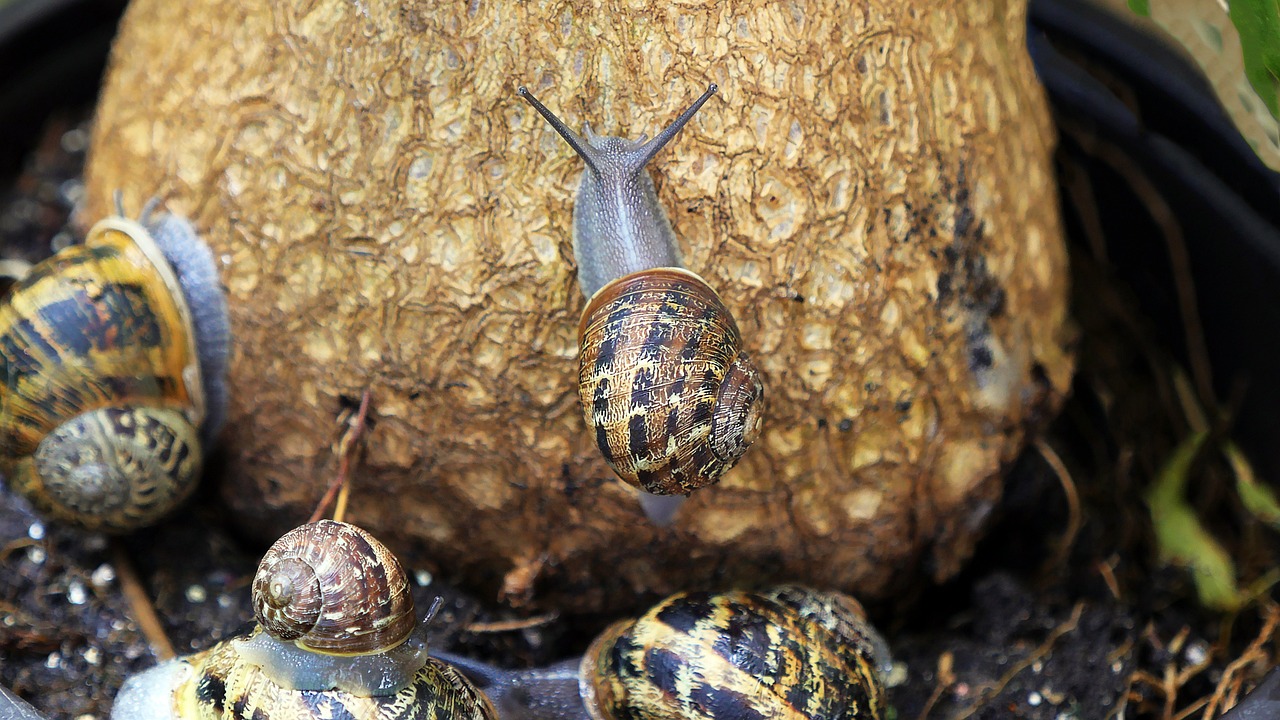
[0,215,206,532]
[577,267,765,496]
[145,629,497,720]
[253,520,417,655]
[579,587,885,720]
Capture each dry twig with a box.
[309,388,373,524]
[111,540,175,661]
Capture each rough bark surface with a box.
[83,0,1074,614]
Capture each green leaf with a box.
[1146,432,1245,611]
[1128,0,1151,16]
[1229,0,1280,118]
[1225,441,1280,527]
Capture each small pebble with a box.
[75,714,97,720]
[1029,691,1043,707]
[83,647,101,666]
[45,651,61,669]
[1184,641,1209,666]
[186,584,208,603]
[67,580,88,605]
[415,569,433,586]
[27,546,46,565]
[60,128,88,153]
[885,661,909,688]
[91,564,116,587]
[27,521,45,540]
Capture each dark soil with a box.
[3,107,1279,720]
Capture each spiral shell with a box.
[0,211,223,532]
[253,520,417,655]
[579,587,886,720]
[577,267,765,495]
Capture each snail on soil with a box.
[434,585,891,720]
[517,83,765,524]
[0,196,230,532]
[111,520,497,719]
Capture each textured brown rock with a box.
[83,0,1074,614]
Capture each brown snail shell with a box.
[432,585,889,720]
[0,204,229,533]
[579,586,887,720]
[578,268,765,495]
[252,519,417,655]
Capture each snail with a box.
[433,585,891,720]
[0,195,230,532]
[111,519,498,719]
[517,83,766,524]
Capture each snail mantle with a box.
[82,0,1074,614]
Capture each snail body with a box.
[436,586,890,720]
[0,200,229,532]
[517,84,765,511]
[111,520,497,720]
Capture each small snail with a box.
[517,83,766,523]
[0,196,230,532]
[434,585,891,720]
[111,520,498,719]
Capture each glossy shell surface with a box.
[253,520,417,655]
[171,641,497,720]
[581,588,885,719]
[0,217,204,530]
[578,268,764,495]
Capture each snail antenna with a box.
[632,83,718,171]
[422,596,445,628]
[518,84,602,174]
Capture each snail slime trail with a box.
[518,83,765,524]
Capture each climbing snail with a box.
[517,83,766,523]
[111,520,498,720]
[433,585,891,720]
[0,196,230,532]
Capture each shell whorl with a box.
[0,214,209,532]
[20,406,201,533]
[577,267,765,495]
[253,520,417,655]
[580,588,887,720]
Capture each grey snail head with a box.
[518,83,766,525]
[0,195,229,533]
[432,586,890,720]
[516,82,717,300]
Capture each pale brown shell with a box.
[252,520,416,655]
[578,268,765,495]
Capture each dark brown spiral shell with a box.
[577,267,765,495]
[253,520,417,655]
[580,588,885,720]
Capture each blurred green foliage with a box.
[1228,0,1280,116]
